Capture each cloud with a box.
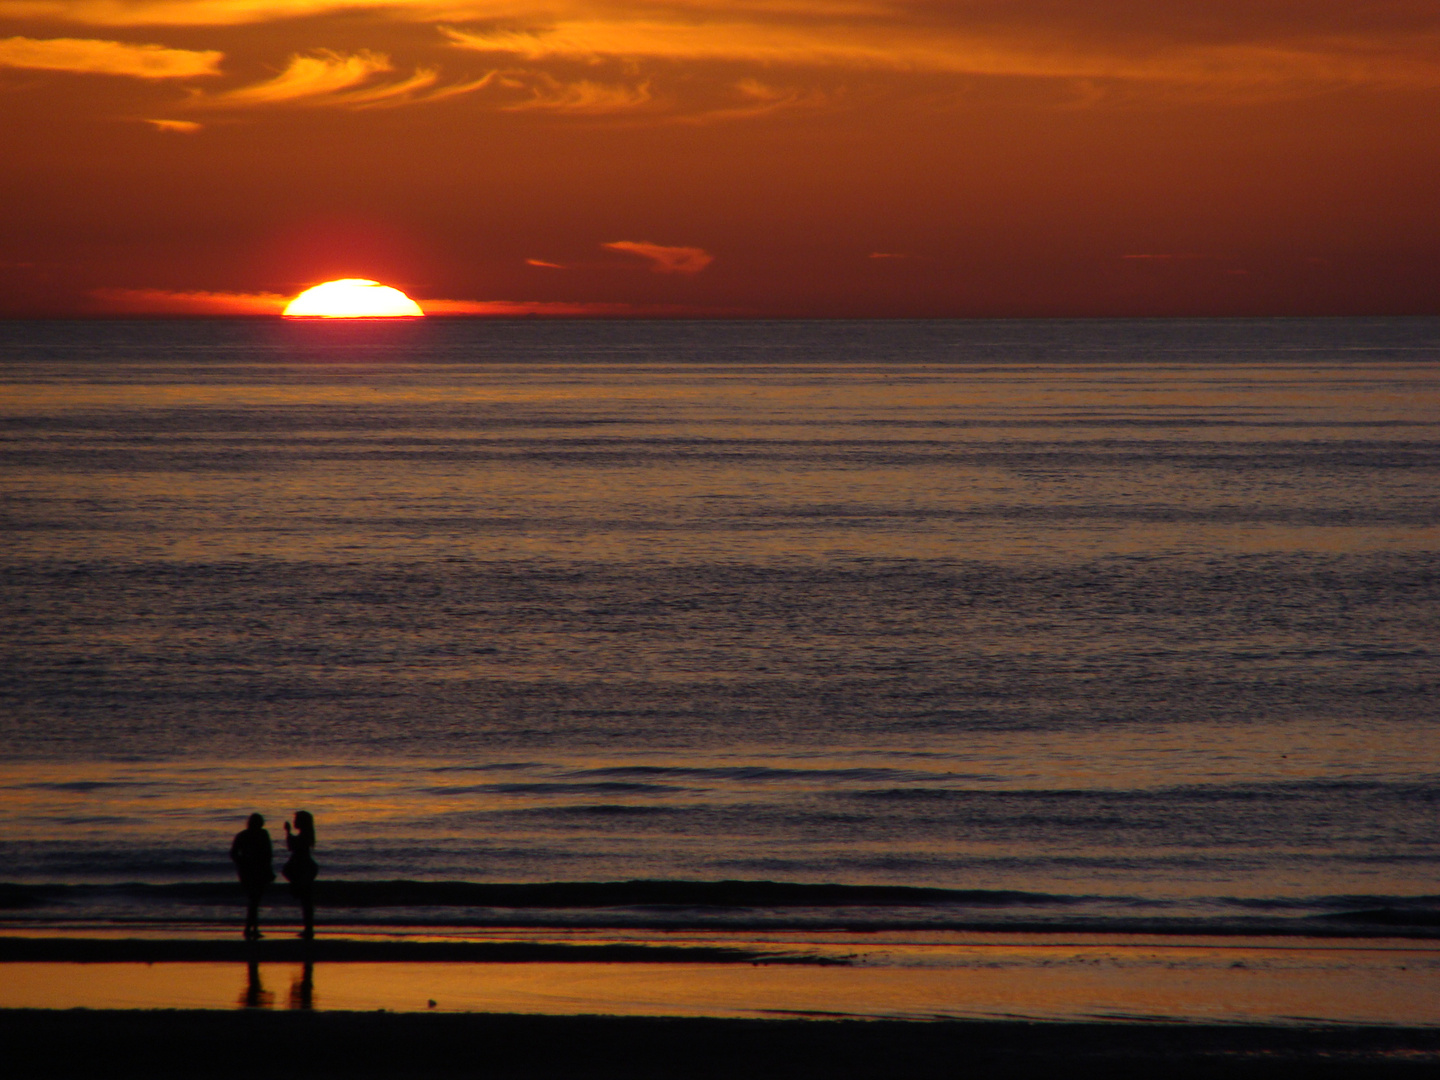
[0,0,891,23]
[321,65,438,105]
[206,49,392,105]
[0,36,221,78]
[603,241,713,274]
[674,77,830,123]
[0,0,445,25]
[196,51,495,109]
[526,258,568,268]
[90,288,288,314]
[91,287,714,317]
[501,74,652,113]
[442,20,1440,93]
[6,2,1439,107]
[442,21,922,69]
[417,298,661,316]
[144,117,202,131]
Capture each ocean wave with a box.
[0,878,1076,911]
[3,879,1438,937]
[424,782,688,796]
[559,765,980,784]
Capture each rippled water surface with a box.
[2,318,1437,928]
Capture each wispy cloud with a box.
[322,65,438,105]
[206,49,392,105]
[196,50,493,109]
[0,0,447,25]
[526,258,568,269]
[6,0,1440,94]
[90,288,288,314]
[0,36,221,78]
[443,21,923,68]
[90,286,711,317]
[5,4,1437,104]
[418,297,663,316]
[603,241,713,274]
[501,73,652,113]
[442,21,1440,94]
[0,1,894,24]
[144,117,202,131]
[675,77,829,123]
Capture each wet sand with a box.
[2,930,1437,1027]
[4,931,1438,1077]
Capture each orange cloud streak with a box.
[144,118,203,132]
[206,49,392,105]
[0,36,221,77]
[603,241,714,274]
[0,0,414,24]
[89,289,706,317]
[90,288,289,314]
[501,74,651,113]
[443,21,1440,93]
[418,298,662,315]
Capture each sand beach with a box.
[4,920,1439,1078]
[5,329,1439,1077]
[5,1006,1440,1079]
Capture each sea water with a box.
[1,317,1438,934]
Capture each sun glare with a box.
[283,279,424,318]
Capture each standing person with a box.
[283,810,319,940]
[230,813,274,940]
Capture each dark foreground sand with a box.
[4,1008,1438,1079]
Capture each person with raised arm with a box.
[283,810,319,940]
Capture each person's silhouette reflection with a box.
[288,959,315,1010]
[230,813,274,940]
[283,810,318,940]
[239,957,274,1009]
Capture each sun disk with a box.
[283,279,424,318]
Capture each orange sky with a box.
[2,1,1438,317]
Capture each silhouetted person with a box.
[283,810,318,939]
[230,813,274,940]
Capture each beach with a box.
[3,320,1438,1074]
[6,917,1440,1079]
[3,915,1439,1076]
[6,1007,1440,1079]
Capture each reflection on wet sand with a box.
[4,935,1437,1025]
[289,959,315,1011]
[240,955,313,1009]
[239,956,272,1009]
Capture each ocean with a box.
[2,317,1438,937]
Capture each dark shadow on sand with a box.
[4,1009,1438,1079]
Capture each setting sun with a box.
[283,279,424,318]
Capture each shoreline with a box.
[3,930,1435,1027]
[5,878,1438,940]
[4,929,1439,963]
[0,936,808,964]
